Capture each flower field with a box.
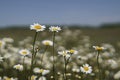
[0,24,120,80]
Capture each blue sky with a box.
[0,0,120,27]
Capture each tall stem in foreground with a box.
[40,46,48,66]
[52,32,56,80]
[64,56,67,80]
[22,56,27,79]
[63,53,72,80]
[97,51,101,80]
[23,56,26,67]
[30,32,38,76]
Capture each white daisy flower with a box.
[58,50,70,58]
[42,40,53,46]
[93,46,105,51]
[13,64,23,71]
[30,23,46,32]
[38,76,46,80]
[30,75,37,80]
[49,26,61,32]
[33,67,50,75]
[80,64,92,74]
[19,49,30,56]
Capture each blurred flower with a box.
[66,73,72,76]
[24,57,31,66]
[13,64,23,71]
[19,49,30,56]
[3,37,14,43]
[0,57,4,62]
[72,68,80,73]
[3,76,17,80]
[75,74,81,79]
[38,76,46,80]
[42,40,53,46]
[114,71,120,79]
[102,43,115,53]
[58,50,70,58]
[80,64,92,74]
[69,49,78,54]
[4,53,12,59]
[93,46,105,51]
[49,26,61,32]
[30,75,37,80]
[0,40,5,48]
[107,59,118,69]
[30,23,46,32]
[33,67,50,75]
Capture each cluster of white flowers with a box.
[0,23,119,80]
[30,23,61,32]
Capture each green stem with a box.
[23,56,26,67]
[33,49,40,66]
[30,32,38,77]
[64,54,72,80]
[64,56,67,80]
[40,46,48,67]
[22,56,27,79]
[97,51,101,80]
[52,32,56,80]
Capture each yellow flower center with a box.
[69,49,75,53]
[31,75,36,80]
[45,42,50,45]
[53,27,58,31]
[22,51,27,55]
[83,66,89,71]
[34,25,42,29]
[39,69,44,73]
[96,46,103,51]
[16,66,20,69]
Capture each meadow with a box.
[0,24,120,80]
